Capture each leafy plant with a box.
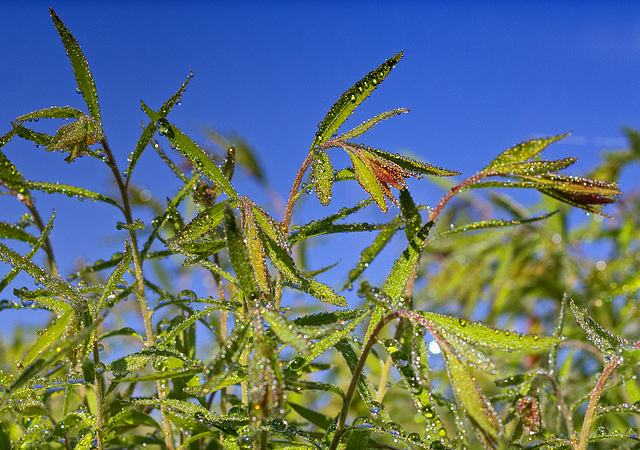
[0,8,638,450]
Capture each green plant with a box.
[0,8,638,450]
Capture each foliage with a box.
[0,9,638,450]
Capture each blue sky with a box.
[1,2,639,327]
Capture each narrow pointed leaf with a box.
[0,149,29,197]
[337,108,410,141]
[347,148,387,211]
[21,309,74,367]
[570,300,626,353]
[487,158,577,176]
[311,147,334,205]
[313,51,403,147]
[16,106,85,121]
[383,220,435,302]
[0,222,37,244]
[168,201,226,246]
[224,204,259,299]
[483,133,570,172]
[342,221,401,291]
[50,9,101,123]
[408,310,563,351]
[26,181,122,211]
[437,211,557,237]
[262,308,312,356]
[241,200,271,294]
[288,402,333,430]
[258,228,347,307]
[304,309,370,365]
[0,127,18,149]
[155,119,237,199]
[442,348,503,444]
[399,188,421,240]
[108,409,161,429]
[367,146,460,177]
[127,73,193,186]
[96,242,132,311]
[12,122,52,147]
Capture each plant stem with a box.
[101,137,175,450]
[428,173,488,223]
[328,311,403,450]
[575,356,621,450]
[92,340,105,450]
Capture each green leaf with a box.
[486,158,577,176]
[347,148,387,212]
[224,204,259,299]
[483,133,570,172]
[311,147,334,206]
[338,108,410,141]
[241,199,272,294]
[16,106,85,121]
[366,146,461,177]
[12,122,52,147]
[127,73,193,186]
[108,409,161,429]
[289,402,333,430]
[442,348,503,445]
[342,221,401,291]
[406,310,564,351]
[96,242,132,311]
[154,119,238,199]
[50,8,101,123]
[0,222,37,244]
[169,201,226,246]
[383,220,435,302]
[0,422,13,450]
[262,308,312,356]
[258,227,347,307]
[345,429,370,450]
[312,51,403,147]
[399,188,421,240]
[21,309,73,369]
[437,211,558,237]
[570,300,626,354]
[26,181,122,211]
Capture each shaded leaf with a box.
[224,204,259,299]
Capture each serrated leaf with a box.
[483,133,570,172]
[258,227,347,307]
[50,8,101,123]
[383,220,435,302]
[26,181,122,211]
[311,147,334,206]
[338,108,409,141]
[313,51,403,147]
[127,73,193,186]
[16,106,85,121]
[442,348,503,445]
[347,148,387,211]
[153,119,238,199]
[570,300,626,354]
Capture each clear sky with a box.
[1,2,639,326]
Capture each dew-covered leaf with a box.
[95,242,131,312]
[0,133,30,196]
[26,181,122,211]
[50,9,101,123]
[259,227,347,307]
[224,204,259,299]
[337,108,410,141]
[0,222,37,244]
[383,220,435,302]
[347,148,387,211]
[16,106,85,122]
[262,308,312,356]
[12,122,52,147]
[160,304,229,345]
[406,310,563,351]
[442,348,503,445]
[483,133,569,172]
[155,119,237,199]
[293,308,369,327]
[200,319,251,395]
[311,147,334,206]
[240,199,272,294]
[168,201,226,246]
[289,401,333,430]
[366,146,460,177]
[21,309,74,368]
[487,158,578,176]
[570,300,626,354]
[107,409,161,429]
[437,211,557,238]
[128,73,193,186]
[313,51,403,147]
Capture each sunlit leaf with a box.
[16,106,85,122]
[0,222,37,244]
[366,146,460,177]
[483,133,570,172]
[570,300,626,354]
[347,147,387,211]
[241,199,272,294]
[224,204,259,299]
[313,51,403,147]
[311,147,334,206]
[21,309,74,367]
[50,8,101,123]
[437,211,557,238]
[337,108,409,141]
[26,180,122,211]
[96,242,132,312]
[169,201,226,246]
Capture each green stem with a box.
[575,356,621,450]
[101,137,175,450]
[92,340,105,450]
